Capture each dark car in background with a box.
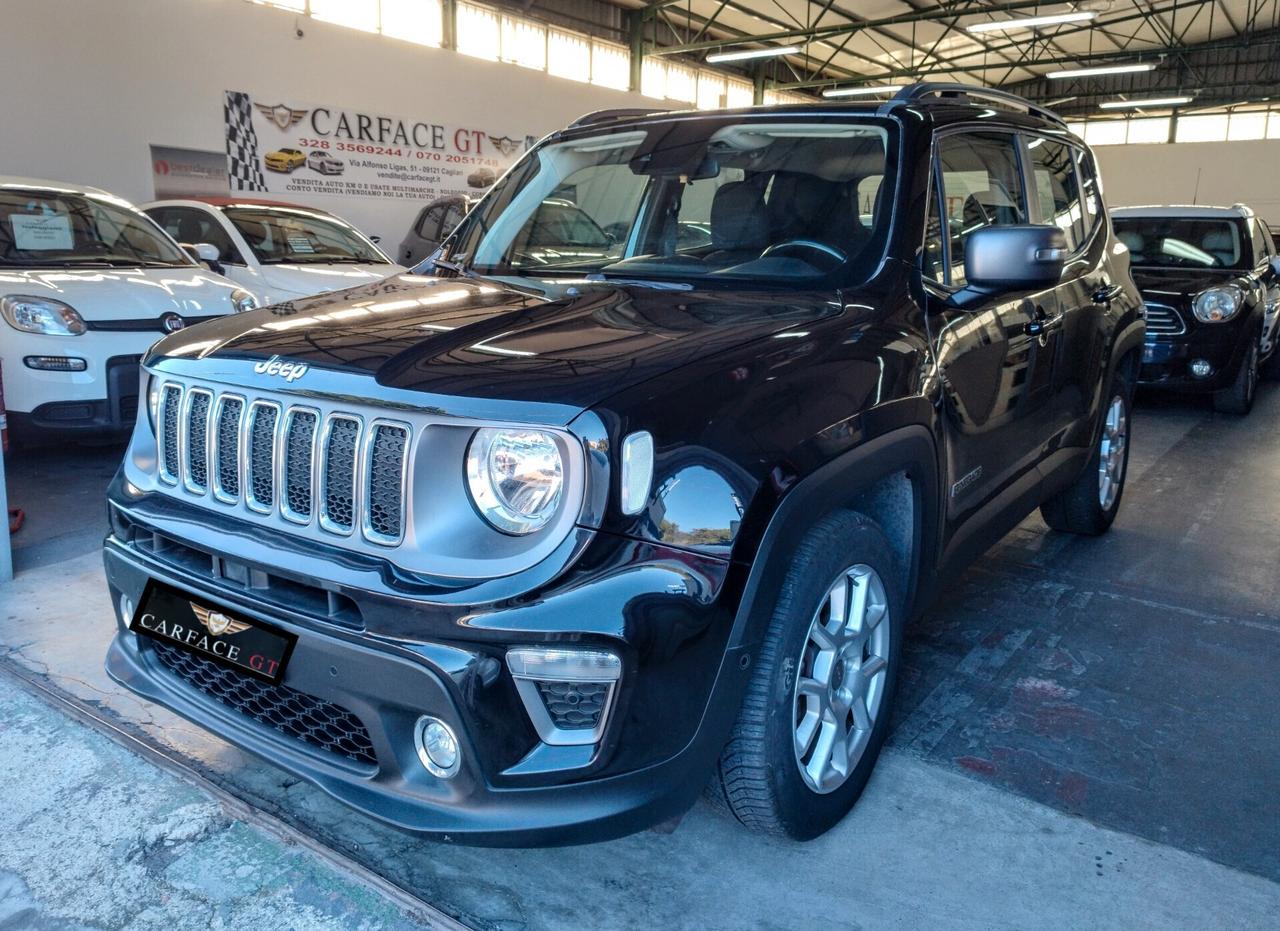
[103,84,1144,846]
[1112,204,1280,414]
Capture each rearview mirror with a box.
[964,225,1067,293]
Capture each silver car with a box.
[398,194,470,266]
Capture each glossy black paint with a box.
[1133,266,1270,392]
[108,97,1144,844]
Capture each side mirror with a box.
[181,242,225,275]
[964,225,1067,293]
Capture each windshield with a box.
[0,189,191,268]
[449,117,894,286]
[1112,216,1252,270]
[222,206,389,265]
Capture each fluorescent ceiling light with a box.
[1100,95,1192,109]
[1048,62,1158,79]
[822,85,906,98]
[707,45,800,64]
[967,11,1096,33]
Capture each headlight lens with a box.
[230,288,259,313]
[1,295,86,336]
[466,428,564,534]
[1192,286,1243,323]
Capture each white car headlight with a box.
[466,427,564,535]
[1,295,86,336]
[1192,286,1243,324]
[230,288,259,313]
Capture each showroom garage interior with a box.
[2,0,1280,928]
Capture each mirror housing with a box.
[181,242,225,274]
[964,225,1068,293]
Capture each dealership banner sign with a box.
[223,90,536,202]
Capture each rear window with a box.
[1112,217,1251,269]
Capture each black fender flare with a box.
[1106,315,1147,388]
[726,424,940,654]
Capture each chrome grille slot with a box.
[183,389,213,494]
[246,401,280,513]
[365,422,409,546]
[158,385,182,484]
[320,415,360,535]
[282,408,319,524]
[213,396,244,503]
[1144,303,1186,336]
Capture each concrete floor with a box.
[2,387,1279,929]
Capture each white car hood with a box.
[0,265,241,321]
[258,263,403,302]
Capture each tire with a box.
[1040,370,1132,536]
[710,511,904,840]
[1213,338,1258,415]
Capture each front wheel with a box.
[1214,338,1258,415]
[710,511,904,839]
[1041,377,1131,535]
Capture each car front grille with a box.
[1144,302,1187,336]
[156,381,409,547]
[149,640,377,766]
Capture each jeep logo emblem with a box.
[253,355,309,382]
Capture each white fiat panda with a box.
[0,177,257,441]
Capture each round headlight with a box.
[1192,286,1243,324]
[466,428,564,535]
[230,288,259,314]
[1,295,86,336]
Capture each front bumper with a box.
[2,340,146,436]
[102,479,749,845]
[1138,324,1251,392]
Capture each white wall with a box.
[0,0,650,246]
[1095,139,1280,223]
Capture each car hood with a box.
[0,265,242,320]
[258,262,405,301]
[148,274,840,412]
[1130,267,1247,303]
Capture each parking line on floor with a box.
[0,657,471,931]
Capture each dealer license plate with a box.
[129,582,296,683]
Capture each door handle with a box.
[1093,282,1123,304]
[1024,307,1063,337]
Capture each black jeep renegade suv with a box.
[103,84,1145,845]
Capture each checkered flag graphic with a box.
[224,91,267,192]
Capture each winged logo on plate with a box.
[191,603,251,637]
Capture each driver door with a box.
[924,131,1062,560]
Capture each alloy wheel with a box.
[792,565,891,794]
[1097,394,1128,511]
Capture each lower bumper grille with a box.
[149,640,377,766]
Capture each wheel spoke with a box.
[861,654,888,681]
[805,721,837,789]
[795,707,821,757]
[847,571,870,636]
[851,695,872,732]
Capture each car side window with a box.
[1249,219,1270,267]
[441,203,465,240]
[1073,147,1103,236]
[936,132,1029,286]
[148,207,241,264]
[1028,138,1084,251]
[416,205,446,240]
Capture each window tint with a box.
[1111,217,1249,269]
[936,133,1028,285]
[1028,138,1083,250]
[149,207,240,264]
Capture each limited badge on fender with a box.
[128,582,296,683]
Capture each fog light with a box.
[24,355,87,371]
[414,716,460,778]
[1189,359,1213,378]
[507,648,622,746]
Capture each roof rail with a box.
[880,82,1066,128]
[568,107,669,129]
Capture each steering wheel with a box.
[759,239,847,270]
